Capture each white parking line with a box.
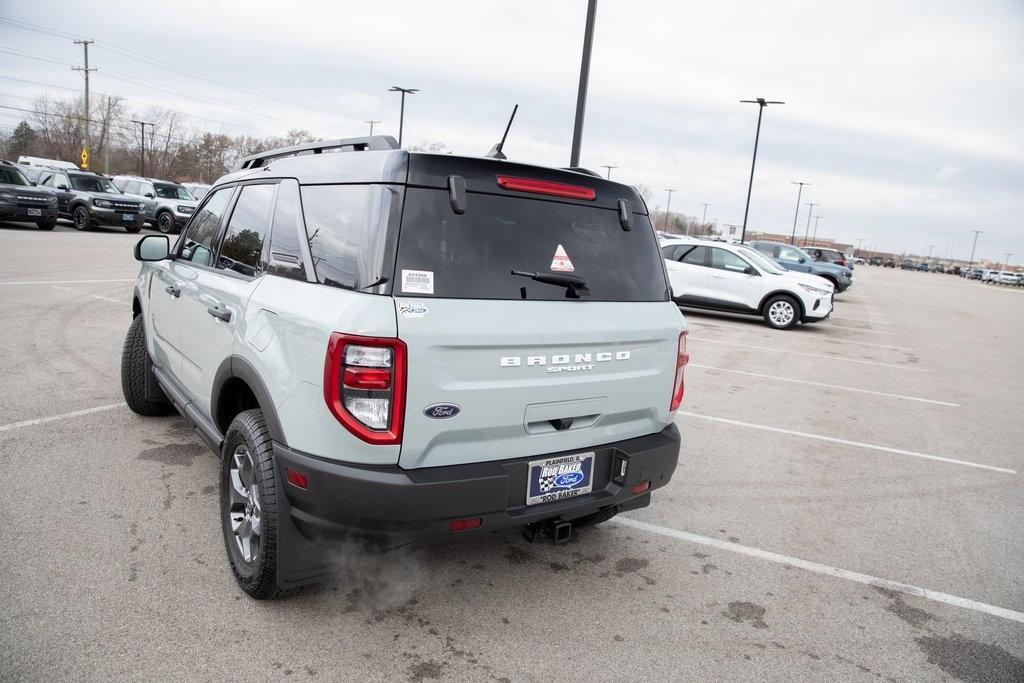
[0,403,125,433]
[0,278,134,285]
[677,411,1015,474]
[689,337,927,372]
[834,316,892,325]
[689,364,958,407]
[825,323,901,336]
[51,284,126,305]
[817,337,912,351]
[612,517,1024,625]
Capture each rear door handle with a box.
[164,284,181,298]
[207,305,232,322]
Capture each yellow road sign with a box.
[80,147,89,169]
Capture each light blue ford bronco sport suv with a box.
[121,136,687,598]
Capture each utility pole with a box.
[365,120,381,136]
[967,230,982,272]
[812,216,822,243]
[663,188,676,230]
[600,164,617,179]
[570,0,598,167]
[739,97,784,243]
[1004,252,1013,268]
[789,181,810,244]
[130,120,153,177]
[802,202,817,245]
[701,202,710,227]
[926,244,935,260]
[388,86,418,147]
[72,39,96,170]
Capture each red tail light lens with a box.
[324,333,406,445]
[496,176,596,200]
[670,330,689,411]
[449,517,483,532]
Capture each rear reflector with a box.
[631,481,651,494]
[284,468,308,489]
[496,176,596,201]
[449,517,482,532]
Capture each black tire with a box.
[72,205,92,231]
[36,218,57,230]
[220,409,282,600]
[573,506,618,528]
[121,315,173,416]
[762,294,800,330]
[156,211,176,234]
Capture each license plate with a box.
[123,213,135,221]
[27,208,41,216]
[526,452,594,506]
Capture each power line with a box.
[0,104,196,146]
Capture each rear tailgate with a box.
[393,184,684,469]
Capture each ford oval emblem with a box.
[424,403,461,419]
[553,471,585,488]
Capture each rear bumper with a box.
[274,424,681,541]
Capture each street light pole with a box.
[388,86,418,147]
[130,120,153,177]
[570,0,599,167]
[1004,252,1013,268]
[789,181,810,244]
[663,188,676,230]
[701,202,709,227]
[600,165,617,179]
[739,97,784,243]
[812,216,822,243]
[926,244,935,260]
[967,230,983,272]
[802,202,817,245]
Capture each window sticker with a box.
[550,244,575,272]
[401,269,434,294]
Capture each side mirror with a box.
[744,266,758,276]
[57,184,69,190]
[134,235,170,262]
[797,257,806,264]
[29,181,37,186]
[144,192,155,199]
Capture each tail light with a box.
[670,330,689,411]
[323,333,406,445]
[496,176,596,200]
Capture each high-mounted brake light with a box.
[670,330,689,411]
[496,176,596,201]
[324,333,407,445]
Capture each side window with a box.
[40,174,54,187]
[180,188,233,267]
[711,248,751,273]
[125,181,140,195]
[266,179,307,281]
[752,243,774,256]
[778,246,804,262]
[679,245,708,266]
[660,245,679,259]
[217,184,275,277]
[139,181,155,197]
[300,184,381,289]
[112,178,125,191]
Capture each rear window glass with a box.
[395,188,668,301]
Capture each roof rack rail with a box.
[560,166,602,178]
[234,135,400,170]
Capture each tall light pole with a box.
[388,86,418,147]
[802,202,817,245]
[967,230,983,272]
[601,164,617,179]
[1004,252,1013,268]
[739,97,784,243]
[130,120,153,177]
[789,181,810,244]
[812,216,822,243]
[365,120,381,135]
[570,0,599,167]
[926,244,935,260]
[701,202,710,226]
[663,188,676,230]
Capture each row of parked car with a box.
[656,233,854,330]
[0,156,212,234]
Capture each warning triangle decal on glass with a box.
[550,244,575,272]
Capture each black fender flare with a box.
[758,290,805,318]
[212,355,287,445]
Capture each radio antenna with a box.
[486,104,519,159]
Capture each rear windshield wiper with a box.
[511,270,590,298]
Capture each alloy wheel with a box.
[227,444,261,563]
[768,300,795,327]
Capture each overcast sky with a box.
[1,0,1021,261]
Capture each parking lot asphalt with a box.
[1,222,1022,681]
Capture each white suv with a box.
[661,237,834,329]
[121,137,687,599]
